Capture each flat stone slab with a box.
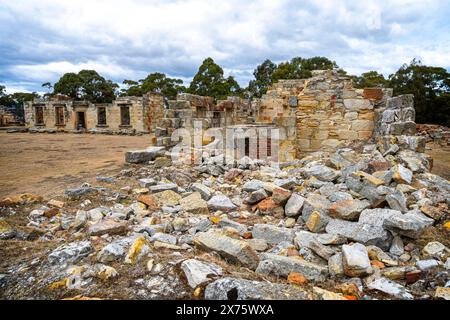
[181,259,223,289]
[258,253,328,281]
[367,277,414,300]
[48,241,92,265]
[207,195,237,212]
[205,277,310,300]
[252,224,295,245]
[194,231,259,270]
[88,219,129,236]
[125,147,166,164]
[326,219,392,250]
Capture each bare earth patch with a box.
[426,143,450,180]
[0,132,152,198]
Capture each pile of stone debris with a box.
[0,144,449,300]
[417,124,450,146]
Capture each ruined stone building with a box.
[152,70,422,162]
[25,70,422,162]
[24,93,164,134]
[0,106,19,127]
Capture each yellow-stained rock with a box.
[435,287,450,300]
[125,236,149,264]
[48,279,68,290]
[97,266,118,280]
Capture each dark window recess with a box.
[245,137,250,157]
[212,111,222,128]
[35,106,44,125]
[55,106,64,125]
[267,138,272,157]
[98,107,107,125]
[120,106,130,126]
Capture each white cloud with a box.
[10,58,138,81]
[0,0,449,92]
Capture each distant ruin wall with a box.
[24,93,164,134]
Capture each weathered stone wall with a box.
[376,94,427,153]
[0,107,19,126]
[256,70,393,157]
[25,98,77,131]
[24,70,423,163]
[143,93,165,134]
[24,94,165,134]
[155,93,249,147]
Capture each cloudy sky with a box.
[1,0,449,93]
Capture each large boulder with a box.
[88,219,129,236]
[97,238,133,263]
[386,190,408,213]
[246,189,269,205]
[345,171,386,206]
[191,183,213,201]
[367,277,414,300]
[301,194,331,222]
[391,164,413,185]
[149,183,178,194]
[242,180,265,192]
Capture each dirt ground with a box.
[0,132,449,200]
[0,132,153,198]
[426,142,450,180]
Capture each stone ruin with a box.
[150,70,425,163]
[23,70,426,162]
[0,106,20,127]
[24,93,165,135]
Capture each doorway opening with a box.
[77,112,86,130]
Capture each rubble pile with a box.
[0,144,449,300]
[417,124,450,146]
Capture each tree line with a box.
[1,57,449,126]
